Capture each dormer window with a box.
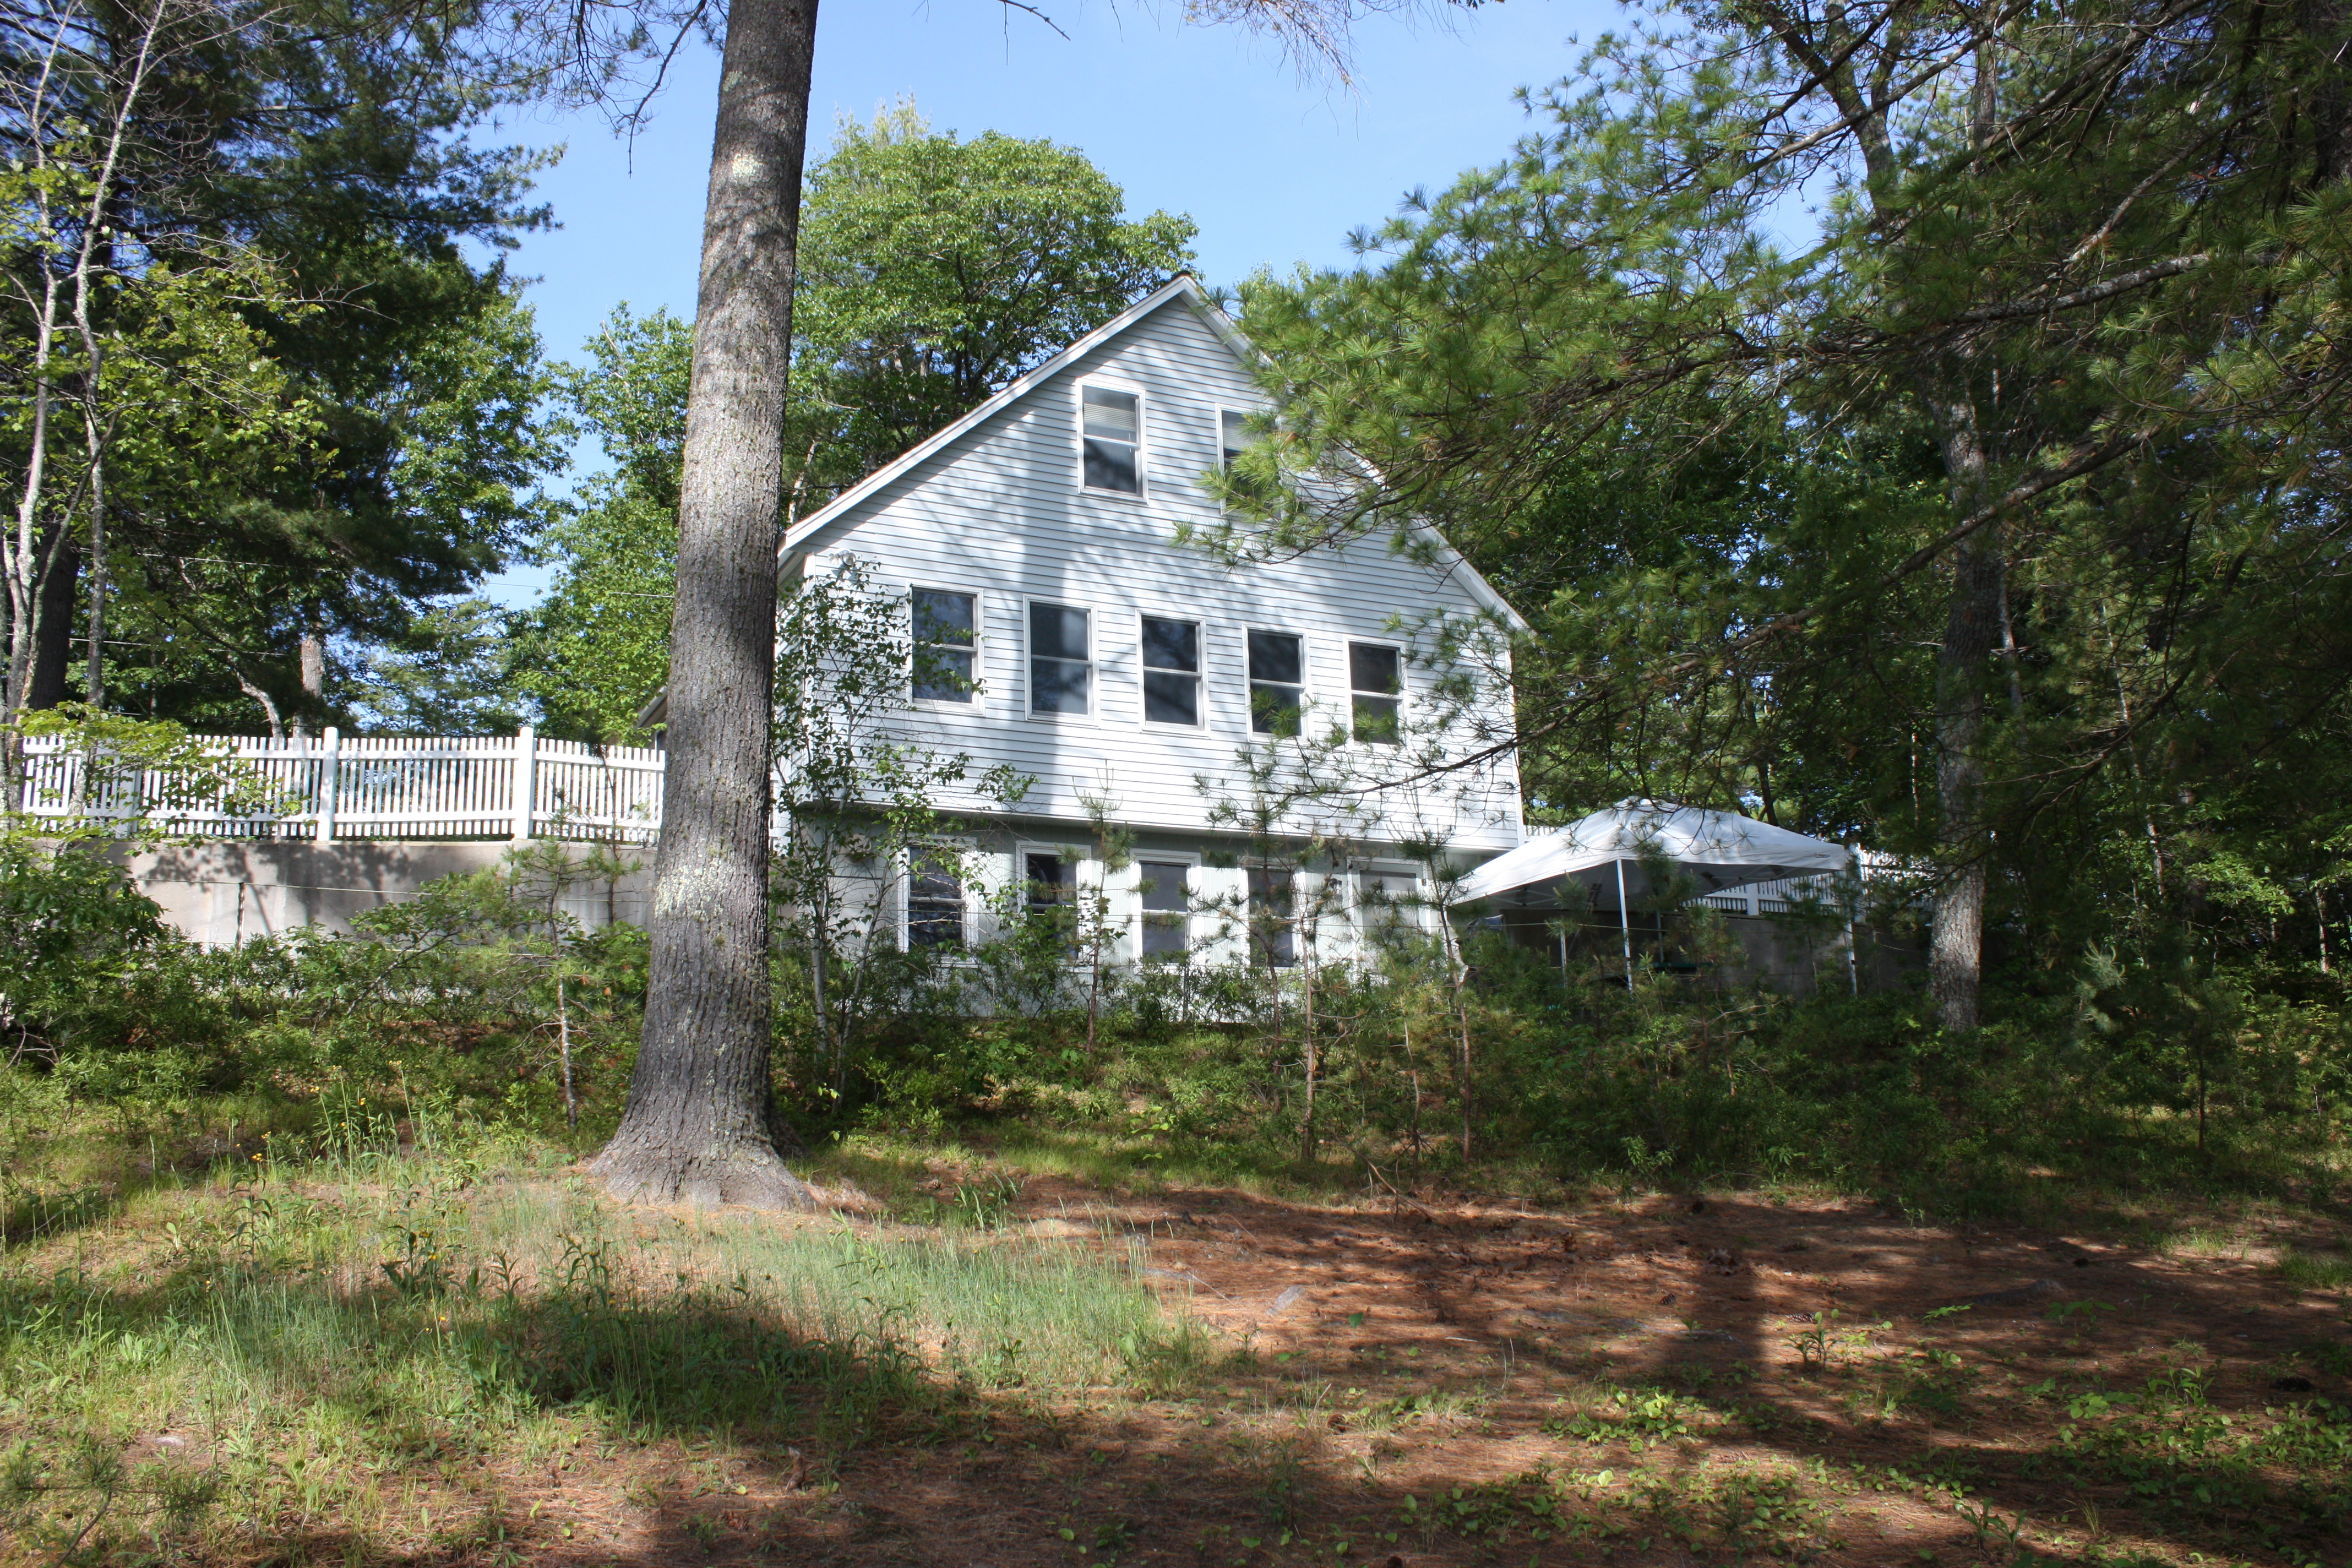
[1081,386,1141,493]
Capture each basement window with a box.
[1248,867,1296,968]
[906,851,965,950]
[1139,860,1191,959]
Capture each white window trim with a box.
[1136,610,1210,732]
[1216,406,1261,470]
[1016,842,1126,962]
[1131,850,1204,962]
[1244,623,1311,739]
[901,838,975,952]
[1344,636,1408,748]
[910,583,984,713]
[1075,377,1148,500]
[1013,840,1092,890]
[1244,861,1302,969]
[1022,595,1099,722]
[1355,860,1429,954]
[1215,405,1268,511]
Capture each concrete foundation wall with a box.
[113,840,655,946]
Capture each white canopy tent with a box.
[1455,800,1860,983]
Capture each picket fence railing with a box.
[17,727,666,844]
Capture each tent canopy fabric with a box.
[1455,799,1855,908]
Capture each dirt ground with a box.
[506,1175,2351,1568]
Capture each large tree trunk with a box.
[26,529,78,710]
[590,0,821,1208]
[1922,386,2002,1033]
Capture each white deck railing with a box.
[17,727,665,844]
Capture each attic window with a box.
[1221,410,1250,468]
[1081,386,1141,493]
[1349,643,1402,745]
[1219,409,1270,508]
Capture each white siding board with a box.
[793,293,1523,857]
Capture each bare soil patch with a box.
[471,1177,2350,1568]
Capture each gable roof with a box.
[779,276,1530,634]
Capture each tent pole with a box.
[1615,858,1633,985]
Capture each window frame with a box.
[1075,378,1147,499]
[901,841,972,953]
[1217,407,1256,472]
[1015,842,1086,950]
[1355,860,1428,952]
[1216,405,1271,511]
[1136,611,1208,732]
[1346,638,1406,747]
[1133,852,1201,963]
[1244,624,1309,739]
[1245,864,1299,970]
[1022,596,1098,721]
[909,584,982,710]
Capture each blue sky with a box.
[477,0,1621,603]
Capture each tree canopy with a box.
[1233,0,2352,1026]
[3,0,564,745]
[513,107,1196,744]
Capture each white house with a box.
[774,276,1527,968]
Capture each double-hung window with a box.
[1025,852,1076,943]
[1029,602,1092,715]
[1358,864,1423,949]
[1219,409,1270,507]
[1247,630,1304,737]
[1247,867,1296,968]
[1220,409,1252,471]
[1349,643,1402,744]
[1137,861,1190,959]
[906,850,965,950]
[1141,616,1202,727]
[1081,386,1141,494]
[912,589,977,703]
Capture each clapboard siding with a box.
[790,286,1522,856]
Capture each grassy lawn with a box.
[2,1106,2349,1567]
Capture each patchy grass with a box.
[0,1125,1204,1564]
[4,1104,2352,1567]
[2279,1245,2352,1290]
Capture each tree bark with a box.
[1921,385,2002,1033]
[26,529,77,710]
[591,0,822,1209]
[294,603,324,738]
